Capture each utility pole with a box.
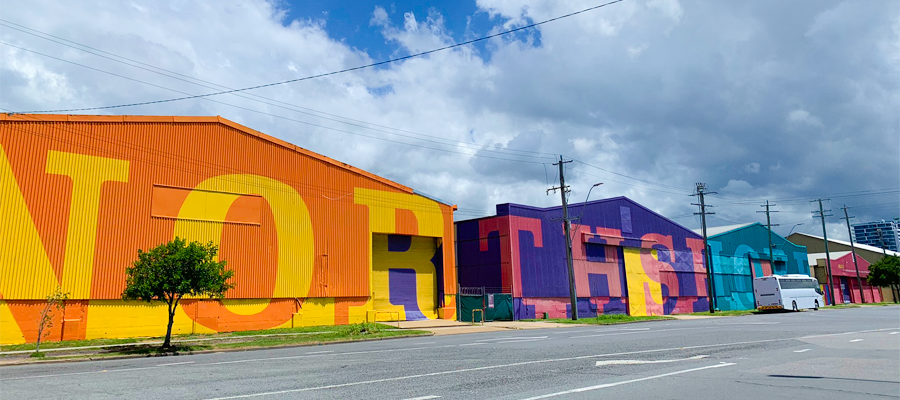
[757,200,780,268]
[811,199,834,305]
[876,229,888,256]
[693,183,717,313]
[840,206,865,304]
[548,156,578,320]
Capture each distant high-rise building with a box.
[852,219,900,252]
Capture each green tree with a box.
[867,256,900,304]
[122,237,234,348]
[34,288,69,355]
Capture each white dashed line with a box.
[305,351,334,355]
[493,338,549,344]
[849,339,864,342]
[595,355,707,366]
[157,361,195,367]
[519,363,736,399]
[793,349,812,353]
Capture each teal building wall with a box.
[707,223,810,311]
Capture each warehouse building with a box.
[807,252,882,305]
[0,114,457,345]
[456,197,710,319]
[698,223,810,311]
[787,232,898,302]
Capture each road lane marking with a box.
[890,332,899,335]
[204,345,460,365]
[0,366,161,381]
[201,335,824,400]
[595,355,707,366]
[570,327,697,339]
[801,327,898,339]
[412,342,436,345]
[551,327,653,335]
[493,338,549,344]
[157,361,195,366]
[475,336,548,342]
[459,343,485,346]
[305,351,333,355]
[849,339,864,342]
[793,349,812,353]
[400,396,440,400]
[195,326,896,397]
[7,326,896,383]
[519,363,736,399]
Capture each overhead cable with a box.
[9,0,626,114]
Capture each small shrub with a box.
[346,322,381,336]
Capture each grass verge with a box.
[1,323,429,362]
[520,314,674,325]
[826,304,862,309]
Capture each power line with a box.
[1,112,494,214]
[0,46,549,165]
[0,41,556,164]
[0,20,560,159]
[570,159,690,192]
[566,168,690,195]
[9,0,627,114]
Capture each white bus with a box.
[753,274,824,312]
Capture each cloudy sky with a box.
[2,0,898,241]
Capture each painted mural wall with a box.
[456,197,710,319]
[819,253,882,305]
[706,224,810,311]
[0,115,456,345]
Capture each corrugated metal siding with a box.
[455,197,711,315]
[1,115,456,302]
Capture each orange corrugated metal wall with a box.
[0,115,457,344]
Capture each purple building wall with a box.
[456,197,710,319]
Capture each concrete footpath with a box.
[398,319,594,335]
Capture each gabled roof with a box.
[489,196,700,237]
[790,232,900,257]
[693,223,756,237]
[2,114,453,206]
[807,251,852,265]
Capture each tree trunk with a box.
[164,302,175,348]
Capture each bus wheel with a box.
[814,300,819,310]
[792,301,798,312]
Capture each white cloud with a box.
[721,179,754,194]
[627,43,649,59]
[647,0,683,24]
[787,109,823,127]
[370,6,389,27]
[0,0,896,226]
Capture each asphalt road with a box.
[2,307,898,399]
